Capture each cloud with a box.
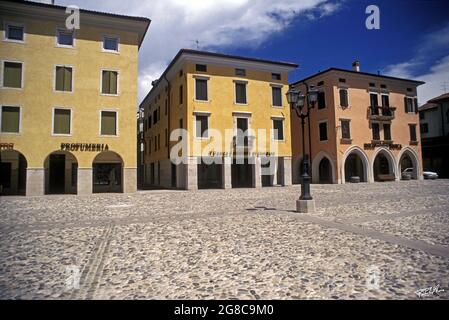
[382,23,449,104]
[55,0,342,103]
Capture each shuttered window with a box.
[383,123,391,141]
[1,106,20,133]
[195,115,209,138]
[273,119,284,140]
[53,108,71,134]
[409,124,417,142]
[317,91,326,109]
[372,123,380,141]
[272,87,282,106]
[195,79,208,101]
[55,66,73,92]
[102,70,118,95]
[235,82,247,104]
[3,62,22,88]
[101,111,117,135]
[341,120,351,139]
[340,89,348,107]
[57,30,74,46]
[6,24,24,41]
[319,122,328,141]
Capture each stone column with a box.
[222,156,232,189]
[77,168,92,195]
[283,156,292,186]
[123,168,137,193]
[252,156,262,188]
[26,168,44,196]
[186,157,198,190]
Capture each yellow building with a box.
[0,0,150,195]
[290,61,424,184]
[139,49,297,189]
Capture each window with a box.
[317,91,326,109]
[53,108,71,135]
[339,78,346,83]
[179,118,183,129]
[380,84,387,89]
[148,116,152,129]
[195,78,208,101]
[235,68,246,77]
[55,66,73,92]
[409,124,417,142]
[271,73,281,80]
[341,120,351,139]
[100,111,117,136]
[196,64,207,72]
[369,82,376,87]
[405,97,417,113]
[56,29,74,47]
[235,82,247,104]
[372,123,380,141]
[195,115,209,138]
[2,61,22,88]
[319,122,328,141]
[179,85,183,104]
[339,89,348,107]
[272,119,284,140]
[419,112,425,120]
[5,23,24,41]
[381,94,390,108]
[179,69,183,77]
[272,86,282,107]
[103,36,119,52]
[383,123,391,141]
[1,106,20,133]
[370,93,378,107]
[158,107,161,121]
[420,123,429,134]
[165,100,168,115]
[101,70,118,95]
[317,81,324,86]
[153,109,157,125]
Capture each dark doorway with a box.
[49,154,66,194]
[0,151,28,196]
[198,159,223,189]
[171,163,177,188]
[374,153,391,181]
[92,163,122,193]
[231,158,253,188]
[0,162,12,190]
[237,117,248,133]
[345,153,366,182]
[318,157,332,184]
[261,160,274,187]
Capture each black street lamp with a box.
[286,88,318,202]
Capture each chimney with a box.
[352,60,360,72]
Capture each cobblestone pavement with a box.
[1,180,448,300]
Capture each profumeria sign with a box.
[60,143,109,152]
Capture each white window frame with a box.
[405,96,416,114]
[271,116,285,141]
[99,109,119,137]
[53,64,74,93]
[232,112,252,137]
[270,84,283,108]
[339,87,349,108]
[55,28,76,48]
[318,119,328,142]
[0,105,22,135]
[0,60,24,90]
[51,107,73,136]
[102,35,120,54]
[3,21,26,44]
[234,80,248,105]
[193,75,210,103]
[380,92,390,107]
[100,69,120,96]
[193,112,211,140]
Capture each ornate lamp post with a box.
[286,88,318,212]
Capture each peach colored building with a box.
[290,62,425,184]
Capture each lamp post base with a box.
[296,199,316,213]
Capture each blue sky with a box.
[52,0,449,103]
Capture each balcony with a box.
[233,135,255,153]
[367,106,396,121]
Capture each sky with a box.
[52,0,449,105]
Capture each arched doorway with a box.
[344,153,366,182]
[373,150,396,182]
[44,151,78,194]
[399,149,419,180]
[318,157,332,184]
[0,150,27,196]
[92,151,123,193]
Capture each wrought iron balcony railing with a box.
[367,106,396,120]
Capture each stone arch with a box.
[92,151,124,193]
[341,146,371,183]
[312,151,336,184]
[44,150,78,195]
[0,149,28,196]
[398,147,421,180]
[372,147,398,181]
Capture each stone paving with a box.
[0,180,448,300]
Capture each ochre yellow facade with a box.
[0,0,150,195]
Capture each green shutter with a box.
[3,62,22,88]
[110,71,118,94]
[1,106,20,133]
[55,67,64,91]
[101,111,116,135]
[53,109,71,134]
[102,71,110,94]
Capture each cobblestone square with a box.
[1,180,448,300]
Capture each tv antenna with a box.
[189,39,200,50]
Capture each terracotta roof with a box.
[419,102,439,112]
[428,93,449,103]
